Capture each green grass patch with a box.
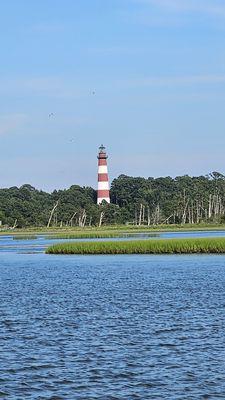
[48,232,122,239]
[46,237,225,255]
[48,232,159,239]
[12,235,37,240]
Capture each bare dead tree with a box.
[12,219,18,229]
[99,211,104,227]
[182,199,189,225]
[69,212,77,227]
[208,194,212,219]
[142,205,145,224]
[138,203,143,226]
[78,209,87,228]
[153,204,160,225]
[196,200,200,224]
[162,214,173,225]
[82,210,87,227]
[134,209,138,226]
[53,212,58,226]
[47,200,59,228]
[147,206,151,226]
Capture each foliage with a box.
[110,172,225,225]
[1,171,225,227]
[46,237,225,254]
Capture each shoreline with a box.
[2,224,225,237]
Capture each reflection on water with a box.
[1,234,225,398]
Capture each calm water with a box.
[1,230,225,254]
[1,236,225,399]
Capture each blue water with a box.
[1,230,225,254]
[1,235,225,398]
[160,230,225,239]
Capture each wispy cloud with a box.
[31,21,66,33]
[130,0,225,27]
[136,0,225,16]
[0,114,28,136]
[88,46,145,56]
[131,74,225,87]
[0,77,84,99]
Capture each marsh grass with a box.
[12,235,37,240]
[2,222,225,237]
[48,232,122,239]
[48,232,159,240]
[46,237,225,255]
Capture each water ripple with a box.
[1,253,225,398]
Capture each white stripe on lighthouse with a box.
[97,197,110,204]
[98,181,109,190]
[98,165,108,174]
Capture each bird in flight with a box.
[49,113,54,118]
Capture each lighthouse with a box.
[97,145,110,205]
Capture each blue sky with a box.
[0,0,225,191]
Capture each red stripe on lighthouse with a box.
[97,145,110,205]
[98,173,108,182]
[98,158,107,166]
[98,190,110,198]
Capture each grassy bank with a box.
[2,223,225,237]
[46,237,225,255]
[48,232,123,239]
[48,232,159,239]
[12,235,37,240]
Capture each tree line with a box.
[0,171,225,228]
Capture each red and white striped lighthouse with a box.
[97,144,110,205]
